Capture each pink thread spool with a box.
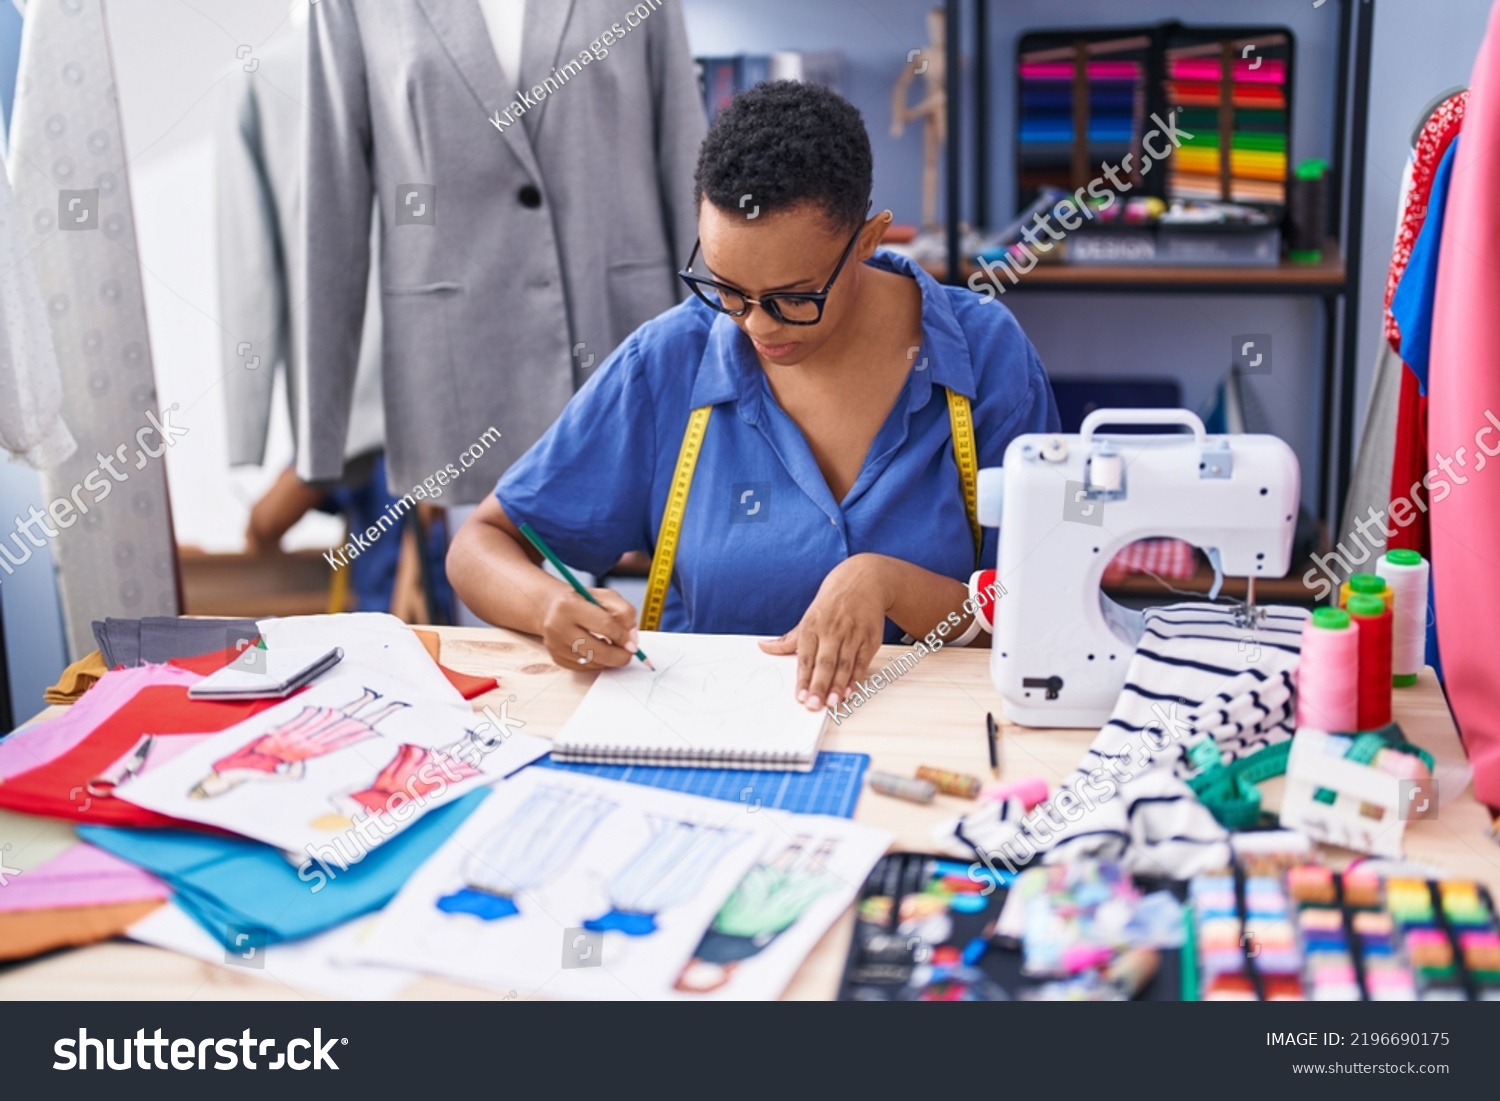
[1296,607,1360,732]
[981,776,1049,809]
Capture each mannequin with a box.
[891,8,948,231]
[301,0,706,506]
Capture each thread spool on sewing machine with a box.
[977,408,1300,728]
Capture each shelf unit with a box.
[940,0,1375,531]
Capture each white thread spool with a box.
[1376,549,1430,686]
[1088,447,1124,493]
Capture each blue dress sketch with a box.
[436,785,616,921]
[583,817,748,937]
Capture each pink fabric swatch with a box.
[1169,58,1287,85]
[0,842,170,913]
[1429,0,1500,807]
[0,663,201,781]
[1018,61,1142,81]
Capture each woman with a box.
[449,81,1058,713]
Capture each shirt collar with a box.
[688,248,977,418]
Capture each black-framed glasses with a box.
[678,217,865,326]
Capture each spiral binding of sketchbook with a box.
[549,741,824,771]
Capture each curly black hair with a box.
[694,80,873,232]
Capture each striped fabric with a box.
[957,602,1309,880]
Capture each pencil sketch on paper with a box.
[189,687,408,799]
[674,835,841,994]
[621,641,787,735]
[436,784,618,921]
[582,815,750,936]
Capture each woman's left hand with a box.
[760,554,891,712]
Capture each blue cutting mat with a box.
[532,751,869,818]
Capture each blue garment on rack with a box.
[78,790,487,947]
[1426,568,1444,686]
[1391,137,1460,395]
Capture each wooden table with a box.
[0,627,1492,1001]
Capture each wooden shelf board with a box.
[923,240,1345,290]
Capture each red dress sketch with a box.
[189,688,408,799]
[338,742,483,816]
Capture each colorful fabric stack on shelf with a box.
[1166,50,1288,205]
[1016,56,1143,204]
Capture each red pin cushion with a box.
[968,569,1002,633]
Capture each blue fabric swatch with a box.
[79,789,488,948]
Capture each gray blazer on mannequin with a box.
[218,33,385,470]
[302,0,706,504]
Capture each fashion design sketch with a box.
[351,771,777,998]
[436,784,617,921]
[113,672,551,854]
[190,688,407,798]
[328,722,510,820]
[674,836,840,992]
[583,817,750,936]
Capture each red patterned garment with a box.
[1385,92,1467,557]
[1385,92,1467,354]
[1101,538,1199,587]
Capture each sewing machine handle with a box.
[1079,407,1206,445]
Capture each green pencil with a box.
[518,522,655,670]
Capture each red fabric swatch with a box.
[442,666,499,700]
[167,646,254,676]
[0,686,280,827]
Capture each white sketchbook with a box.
[114,672,549,857]
[352,770,780,1000]
[551,633,827,770]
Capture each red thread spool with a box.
[1346,593,1392,730]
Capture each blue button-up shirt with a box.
[496,249,1058,640]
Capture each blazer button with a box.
[518,185,542,208]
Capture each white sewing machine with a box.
[977,408,1299,728]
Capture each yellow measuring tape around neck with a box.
[641,405,712,631]
[639,392,980,631]
[945,388,982,564]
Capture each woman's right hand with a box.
[541,586,640,670]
